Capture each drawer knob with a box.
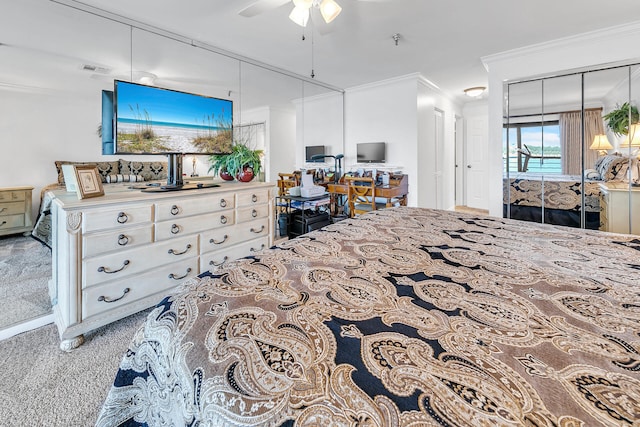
[220,199,227,208]
[210,235,228,245]
[169,268,192,281]
[250,244,266,252]
[97,287,130,303]
[168,244,192,256]
[220,215,228,225]
[250,225,265,234]
[170,205,180,216]
[252,194,258,202]
[171,224,180,234]
[117,212,128,224]
[98,259,130,274]
[0,220,6,227]
[117,234,129,246]
[252,209,258,218]
[209,256,228,267]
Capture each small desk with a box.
[326,175,408,210]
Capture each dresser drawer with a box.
[237,189,270,208]
[0,190,26,202]
[82,257,199,320]
[83,205,153,233]
[237,205,269,223]
[83,235,197,286]
[0,202,26,216]
[156,194,235,221]
[200,218,269,254]
[0,214,25,229]
[200,236,269,271]
[82,225,153,258]
[156,210,235,241]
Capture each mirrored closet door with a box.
[503,62,640,235]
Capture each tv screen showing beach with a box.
[114,80,233,154]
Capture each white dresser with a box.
[0,186,33,237]
[598,182,640,234]
[48,182,275,350]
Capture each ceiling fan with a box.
[238,0,390,27]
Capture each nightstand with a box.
[0,186,33,237]
[598,182,640,234]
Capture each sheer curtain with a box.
[559,108,603,175]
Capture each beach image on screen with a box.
[115,81,233,154]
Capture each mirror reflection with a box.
[504,63,640,235]
[0,0,343,331]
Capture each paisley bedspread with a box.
[97,207,640,426]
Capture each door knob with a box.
[467,165,472,168]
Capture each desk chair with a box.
[278,173,298,196]
[345,177,386,217]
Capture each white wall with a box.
[482,21,640,216]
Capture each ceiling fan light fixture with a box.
[464,86,486,97]
[289,4,310,26]
[319,0,341,24]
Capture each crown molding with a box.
[482,20,640,69]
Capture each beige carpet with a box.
[0,235,52,329]
[0,308,150,426]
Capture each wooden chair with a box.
[277,173,298,196]
[345,176,386,217]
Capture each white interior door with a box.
[465,116,489,210]
[455,115,464,206]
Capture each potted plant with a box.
[208,143,263,182]
[603,102,639,136]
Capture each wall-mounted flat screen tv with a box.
[114,80,233,155]
[357,142,386,163]
[305,145,325,162]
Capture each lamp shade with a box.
[289,4,310,26]
[319,0,342,23]
[620,124,640,147]
[589,134,613,151]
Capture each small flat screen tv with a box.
[357,142,386,163]
[113,80,233,190]
[305,145,325,162]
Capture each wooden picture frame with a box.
[74,165,104,199]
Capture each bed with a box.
[503,174,602,229]
[97,207,640,426]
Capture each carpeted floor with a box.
[0,307,150,426]
[0,235,52,330]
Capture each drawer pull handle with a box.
[0,220,6,227]
[171,224,180,234]
[98,288,130,303]
[168,244,192,256]
[250,225,265,233]
[169,268,192,280]
[170,205,180,215]
[0,208,5,213]
[210,235,228,245]
[220,215,228,225]
[250,244,266,252]
[252,194,258,202]
[117,234,129,246]
[117,212,128,224]
[252,209,258,218]
[98,260,130,274]
[209,256,228,267]
[220,199,227,208]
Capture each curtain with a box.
[559,108,603,175]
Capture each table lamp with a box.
[589,134,613,156]
[620,124,640,154]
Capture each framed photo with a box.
[74,165,104,199]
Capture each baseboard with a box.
[0,314,54,341]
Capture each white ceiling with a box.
[4,0,640,105]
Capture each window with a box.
[504,121,561,174]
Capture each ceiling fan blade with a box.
[238,0,290,17]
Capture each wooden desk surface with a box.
[326,175,408,201]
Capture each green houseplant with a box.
[208,143,263,182]
[603,102,639,136]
